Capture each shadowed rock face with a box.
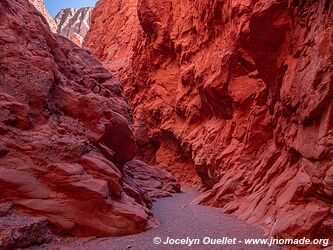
[0,0,180,248]
[85,0,333,241]
[55,7,94,46]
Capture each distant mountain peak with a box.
[54,7,94,46]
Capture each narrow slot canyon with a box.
[0,0,332,249]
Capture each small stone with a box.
[57,127,67,135]
[0,203,13,217]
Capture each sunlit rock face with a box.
[29,0,93,46]
[28,0,57,32]
[85,0,333,241]
[0,0,180,248]
[55,7,93,46]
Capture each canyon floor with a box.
[30,187,279,250]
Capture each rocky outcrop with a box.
[0,0,180,247]
[85,0,333,242]
[0,203,53,250]
[28,0,57,32]
[55,7,93,46]
[124,160,181,199]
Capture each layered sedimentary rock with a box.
[85,0,333,242]
[28,0,57,32]
[0,0,179,248]
[55,7,93,46]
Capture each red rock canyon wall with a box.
[0,0,179,248]
[85,0,333,241]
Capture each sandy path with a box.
[33,187,280,250]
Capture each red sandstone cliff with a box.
[28,0,57,32]
[85,0,333,241]
[0,0,179,249]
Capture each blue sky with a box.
[45,0,97,17]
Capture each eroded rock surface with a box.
[85,0,333,241]
[0,0,179,247]
[55,7,93,46]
